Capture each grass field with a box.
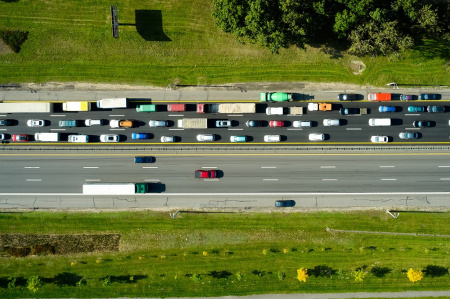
[0,210,449,298]
[0,0,449,87]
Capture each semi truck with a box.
[34,133,60,142]
[96,98,128,109]
[62,101,90,111]
[82,183,148,195]
[339,108,368,115]
[259,92,293,102]
[167,104,186,112]
[196,103,255,113]
[0,103,51,113]
[368,93,391,101]
[288,107,304,115]
[177,118,208,129]
[307,103,332,111]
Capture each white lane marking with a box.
[26,179,42,182]
[322,179,338,181]
[0,129,6,131]
[228,128,243,130]
[439,178,450,181]
[346,128,362,130]
[85,179,101,182]
[287,128,303,130]
[51,129,65,131]
[438,166,450,168]
[143,166,158,169]
[24,167,40,169]
[381,179,397,181]
[0,114,7,117]
[145,179,161,182]
[263,179,278,181]
[169,129,184,131]
[379,166,395,168]
[110,129,125,131]
[50,114,63,117]
[406,127,420,130]
[109,115,124,116]
[261,166,276,169]
[228,114,243,117]
[405,114,420,116]
[204,179,220,181]
[320,166,336,169]
[83,167,99,169]
[202,167,217,169]
[169,114,183,117]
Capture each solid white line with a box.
[439,178,450,181]
[322,179,338,181]
[142,166,158,169]
[381,179,397,181]
[228,114,243,117]
[438,166,450,168]
[169,129,184,131]
[287,128,303,131]
[263,179,279,181]
[83,167,99,169]
[50,114,63,117]
[109,115,124,116]
[24,167,40,169]
[406,128,419,130]
[144,179,161,182]
[379,166,395,168]
[320,166,336,168]
[228,128,243,130]
[110,129,125,131]
[346,128,362,130]
[202,167,217,169]
[405,114,420,116]
[0,114,7,117]
[0,129,6,131]
[169,114,183,117]
[85,179,101,182]
[51,129,65,131]
[4,192,450,196]
[26,179,42,182]
[261,166,276,169]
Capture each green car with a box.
[259,92,292,102]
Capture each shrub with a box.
[407,269,423,282]
[296,268,308,282]
[102,276,111,287]
[191,273,201,283]
[352,269,367,282]
[27,276,42,293]
[76,278,87,287]
[0,30,28,53]
[277,271,286,281]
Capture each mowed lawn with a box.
[0,210,449,298]
[0,0,449,86]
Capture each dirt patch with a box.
[0,39,13,54]
[0,234,120,257]
[350,60,366,75]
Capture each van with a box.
[266,107,284,115]
[35,133,60,142]
[136,104,157,112]
[85,119,103,126]
[110,120,134,128]
[368,118,391,126]
[58,120,78,127]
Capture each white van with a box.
[266,107,284,115]
[368,118,391,126]
[35,133,60,142]
[264,135,281,142]
[85,119,103,126]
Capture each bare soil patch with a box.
[0,39,12,54]
[350,60,366,75]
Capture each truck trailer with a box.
[177,118,208,129]
[62,101,90,111]
[34,133,60,142]
[0,103,51,113]
[197,103,256,114]
[308,103,332,111]
[167,104,186,112]
[96,98,128,109]
[288,107,304,115]
[82,183,148,195]
[368,93,391,101]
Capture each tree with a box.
[296,268,308,282]
[407,268,423,282]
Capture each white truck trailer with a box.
[96,98,128,109]
[34,133,60,142]
[0,103,51,113]
[82,183,148,195]
[62,101,90,111]
[177,118,208,129]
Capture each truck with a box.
[177,118,208,129]
[368,93,391,101]
[62,101,90,112]
[266,107,284,115]
[339,108,368,115]
[34,133,60,142]
[196,103,256,114]
[289,107,304,115]
[96,98,128,109]
[82,183,148,195]
[259,92,293,102]
[167,104,186,112]
[0,103,51,113]
[136,104,156,112]
[307,103,332,111]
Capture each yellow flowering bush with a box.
[407,268,423,282]
[296,268,308,282]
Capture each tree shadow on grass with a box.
[51,272,83,287]
[135,10,171,41]
[424,265,448,277]
[371,266,391,278]
[308,265,336,277]
[109,275,148,283]
[208,270,232,279]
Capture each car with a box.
[379,106,396,112]
[131,133,149,140]
[264,135,281,142]
[269,120,284,127]
[408,106,426,113]
[27,119,45,127]
[420,94,440,100]
[400,94,413,101]
[85,119,103,126]
[197,134,215,142]
[413,120,432,128]
[134,156,154,163]
[292,120,312,128]
[427,106,445,113]
[216,120,231,128]
[275,200,296,207]
[246,120,263,127]
[309,133,325,141]
[12,134,28,142]
[68,135,89,143]
[100,134,119,142]
[0,134,5,140]
[195,170,216,179]
[337,94,356,101]
[371,136,389,143]
[148,120,168,127]
[161,136,175,143]
[399,132,419,140]
[230,135,247,142]
[323,119,340,126]
[110,120,134,128]
[0,119,11,126]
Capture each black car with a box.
[420,94,440,100]
[246,120,263,127]
[338,94,356,101]
[275,200,296,207]
[412,120,432,128]
[134,156,155,163]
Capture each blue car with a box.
[408,106,426,113]
[275,200,296,207]
[134,156,154,163]
[131,133,149,140]
[379,106,396,112]
[420,94,440,100]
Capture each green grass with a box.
[0,210,449,298]
[0,0,449,86]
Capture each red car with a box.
[12,134,29,142]
[195,170,217,179]
[269,120,284,127]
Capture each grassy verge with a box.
[0,210,449,298]
[0,0,449,86]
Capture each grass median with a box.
[0,0,449,86]
[0,209,449,298]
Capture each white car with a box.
[309,133,325,141]
[149,120,168,127]
[100,134,119,143]
[323,119,340,126]
[161,136,175,143]
[85,119,103,126]
[68,135,89,143]
[292,121,312,128]
[264,135,281,142]
[27,119,45,127]
[197,134,215,142]
[370,136,389,143]
[0,134,5,140]
[216,120,231,128]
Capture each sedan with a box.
[309,133,325,141]
[420,94,440,100]
[370,136,388,143]
[269,120,284,127]
[413,120,432,128]
[427,106,445,113]
[264,135,280,142]
[100,134,119,142]
[337,94,356,101]
[12,134,28,142]
[134,156,154,163]
[246,120,263,127]
[408,106,426,113]
[197,134,215,142]
[275,200,296,207]
[230,135,247,142]
[379,106,396,112]
[400,94,413,101]
[161,136,175,143]
[323,119,340,126]
[195,170,216,179]
[27,119,45,127]
[68,135,89,143]
[399,132,419,140]
[131,133,149,140]
[216,120,231,128]
[293,120,312,128]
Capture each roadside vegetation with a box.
[0,0,449,86]
[0,210,448,298]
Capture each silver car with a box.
[370,136,388,143]
[149,120,168,127]
[292,121,312,128]
[399,132,418,140]
[264,135,281,142]
[197,134,215,142]
[323,119,340,126]
[100,134,119,143]
[161,136,175,143]
[27,119,45,127]
[309,133,325,141]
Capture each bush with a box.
[0,30,28,53]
